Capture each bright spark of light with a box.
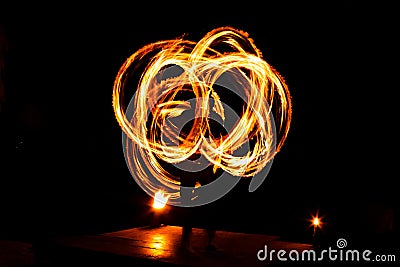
[152,190,170,209]
[310,213,323,230]
[313,217,320,227]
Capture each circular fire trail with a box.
[112,26,292,207]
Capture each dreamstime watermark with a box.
[257,238,397,263]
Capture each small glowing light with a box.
[313,217,320,227]
[309,212,324,238]
[310,214,322,229]
[152,190,170,209]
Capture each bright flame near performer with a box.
[153,190,170,209]
[112,26,292,205]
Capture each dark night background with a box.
[0,1,398,252]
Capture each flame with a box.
[153,190,170,209]
[113,26,292,204]
[313,217,320,227]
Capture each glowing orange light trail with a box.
[112,27,292,205]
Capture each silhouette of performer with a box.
[178,117,227,254]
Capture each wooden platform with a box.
[37,225,313,266]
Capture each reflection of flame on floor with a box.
[313,217,320,227]
[152,190,170,209]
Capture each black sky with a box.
[1,2,397,244]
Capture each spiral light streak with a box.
[112,27,292,205]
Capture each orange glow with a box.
[149,234,167,257]
[152,190,170,209]
[310,212,323,230]
[113,27,292,203]
[313,217,320,227]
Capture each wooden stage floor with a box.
[37,225,314,266]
